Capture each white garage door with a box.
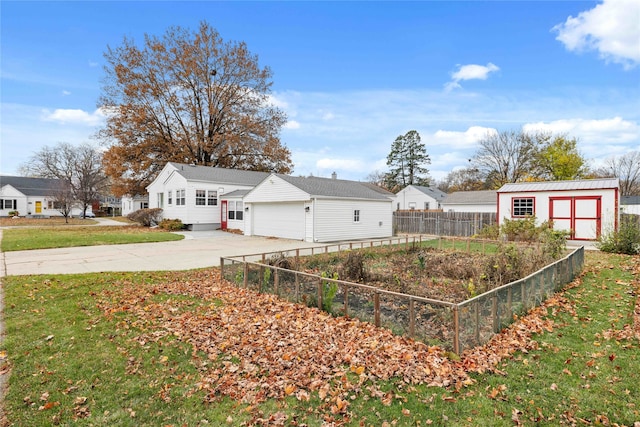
[252,202,305,240]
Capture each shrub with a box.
[159,218,185,231]
[475,223,499,239]
[596,218,640,255]
[7,210,19,217]
[127,208,163,227]
[500,216,538,241]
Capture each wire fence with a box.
[221,236,584,354]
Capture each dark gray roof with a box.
[223,189,250,198]
[168,162,270,186]
[498,178,619,193]
[276,174,392,200]
[411,185,447,201]
[0,175,63,196]
[442,190,497,205]
[622,195,640,205]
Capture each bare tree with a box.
[594,151,640,196]
[472,130,546,189]
[20,142,108,217]
[437,167,487,193]
[98,21,292,196]
[50,180,75,223]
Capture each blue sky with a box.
[2,1,639,182]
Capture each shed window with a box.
[176,189,186,206]
[354,209,360,223]
[195,190,206,206]
[512,198,534,217]
[207,191,217,206]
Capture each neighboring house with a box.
[146,162,270,231]
[121,195,149,216]
[0,175,77,217]
[243,174,394,242]
[621,195,640,215]
[441,190,498,213]
[394,185,447,211]
[497,178,620,240]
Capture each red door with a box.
[550,196,601,240]
[221,200,228,230]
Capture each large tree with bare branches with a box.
[98,21,292,196]
[594,151,640,196]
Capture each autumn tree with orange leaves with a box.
[98,22,293,196]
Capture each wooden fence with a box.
[220,236,584,354]
[393,211,497,237]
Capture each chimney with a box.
[331,171,337,180]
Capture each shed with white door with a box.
[497,178,620,240]
[243,174,394,242]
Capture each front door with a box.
[35,201,42,214]
[221,200,228,230]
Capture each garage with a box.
[497,178,619,241]
[251,202,305,240]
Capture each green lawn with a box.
[0,226,183,251]
[1,251,638,426]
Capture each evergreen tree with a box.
[385,130,431,190]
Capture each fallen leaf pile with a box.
[96,270,472,408]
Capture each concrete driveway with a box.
[0,229,325,276]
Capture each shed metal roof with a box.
[498,178,619,193]
[0,175,63,196]
[442,190,497,205]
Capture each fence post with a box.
[409,298,415,338]
[295,249,300,268]
[453,305,460,355]
[466,238,470,253]
[220,258,225,279]
[243,263,248,288]
[295,272,300,302]
[317,278,323,310]
[274,268,279,295]
[374,291,381,327]
[521,280,527,311]
[507,286,513,320]
[343,284,349,317]
[492,293,499,333]
[474,300,480,345]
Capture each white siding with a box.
[441,203,497,213]
[313,199,392,242]
[395,186,439,211]
[244,175,309,203]
[621,204,640,215]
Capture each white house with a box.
[497,178,620,240]
[243,174,394,242]
[621,196,640,215]
[146,162,270,230]
[394,185,447,211]
[121,194,149,216]
[441,190,497,213]
[0,175,94,218]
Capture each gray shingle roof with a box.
[168,162,270,186]
[276,174,392,200]
[622,195,640,205]
[498,178,619,193]
[412,185,447,200]
[0,175,63,196]
[442,190,497,205]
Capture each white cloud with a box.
[41,108,106,126]
[445,63,500,90]
[316,158,368,173]
[284,120,301,129]
[553,0,640,69]
[523,117,639,143]
[62,90,71,96]
[433,126,497,148]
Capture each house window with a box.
[195,190,206,206]
[176,189,186,206]
[235,202,244,220]
[47,200,63,209]
[424,202,430,210]
[354,209,360,223]
[167,191,172,205]
[408,202,416,210]
[141,202,149,209]
[207,190,217,206]
[157,193,164,208]
[1,199,17,210]
[512,198,534,217]
[228,201,235,220]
